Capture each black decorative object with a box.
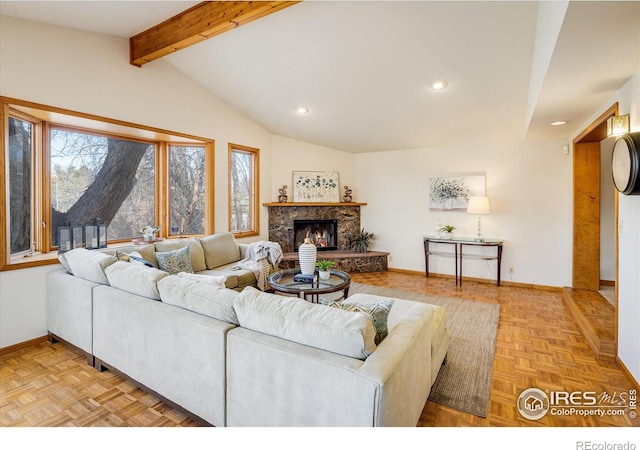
[57,222,73,254]
[85,218,107,249]
[343,185,352,203]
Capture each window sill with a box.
[2,252,61,272]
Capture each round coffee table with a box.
[268,268,351,303]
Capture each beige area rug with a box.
[348,282,500,418]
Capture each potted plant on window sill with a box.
[439,225,456,239]
[315,260,335,280]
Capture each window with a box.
[229,143,259,237]
[50,127,156,245]
[169,145,206,236]
[7,116,35,255]
[1,97,214,270]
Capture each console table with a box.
[423,236,504,286]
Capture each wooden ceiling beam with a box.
[130,1,300,67]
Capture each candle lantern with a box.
[85,218,107,249]
[57,222,73,254]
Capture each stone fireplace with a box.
[266,204,362,253]
[264,202,389,273]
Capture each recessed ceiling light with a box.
[296,106,309,114]
[551,121,567,126]
[429,80,448,90]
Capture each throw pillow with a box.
[325,298,394,345]
[156,246,194,275]
[128,251,155,267]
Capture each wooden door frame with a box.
[572,103,618,290]
[572,103,619,354]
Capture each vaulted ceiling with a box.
[1,1,639,152]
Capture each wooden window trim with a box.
[0,97,215,272]
[228,143,260,238]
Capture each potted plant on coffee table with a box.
[315,260,335,280]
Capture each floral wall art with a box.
[429,173,486,211]
[293,171,339,202]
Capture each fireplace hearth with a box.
[293,219,337,251]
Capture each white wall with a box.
[0,16,273,347]
[574,71,640,384]
[270,135,357,202]
[354,139,573,287]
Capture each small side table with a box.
[424,236,504,286]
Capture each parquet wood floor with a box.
[1,271,638,427]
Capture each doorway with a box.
[572,103,618,291]
[569,103,619,359]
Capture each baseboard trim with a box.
[387,267,563,292]
[600,279,615,287]
[616,356,640,392]
[0,335,48,356]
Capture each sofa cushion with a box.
[104,261,168,300]
[158,275,239,325]
[176,272,227,289]
[156,246,194,275]
[155,238,206,272]
[200,232,240,269]
[63,248,117,285]
[234,287,376,360]
[203,262,256,289]
[102,244,158,268]
[325,298,394,345]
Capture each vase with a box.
[298,237,317,275]
[319,270,331,280]
[442,231,453,239]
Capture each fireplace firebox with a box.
[293,219,338,251]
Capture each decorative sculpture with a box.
[278,185,288,203]
[343,185,353,203]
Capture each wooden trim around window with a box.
[0,97,215,271]
[228,143,259,238]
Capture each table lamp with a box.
[467,196,491,242]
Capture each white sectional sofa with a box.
[47,232,448,427]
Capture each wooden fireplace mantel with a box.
[263,202,367,207]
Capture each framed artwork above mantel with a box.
[292,171,340,203]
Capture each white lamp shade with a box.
[467,196,491,215]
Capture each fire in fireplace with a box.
[293,219,338,251]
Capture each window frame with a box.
[0,96,215,271]
[228,143,260,238]
[164,143,213,238]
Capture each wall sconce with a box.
[467,196,491,242]
[607,114,630,137]
[57,221,84,253]
[85,218,107,249]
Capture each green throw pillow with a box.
[326,298,394,345]
[156,246,194,275]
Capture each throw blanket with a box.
[236,241,283,291]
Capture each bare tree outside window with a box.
[49,128,156,245]
[169,145,205,236]
[229,144,258,235]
